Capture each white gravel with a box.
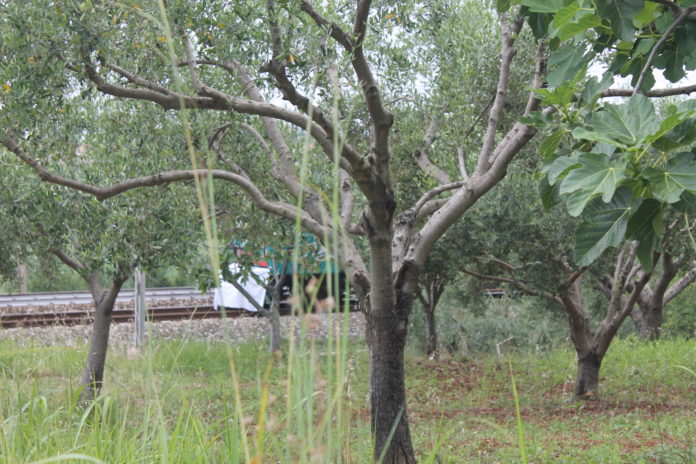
[0,312,366,348]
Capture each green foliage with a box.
[519,0,696,267]
[663,282,696,337]
[574,187,639,265]
[559,152,627,216]
[459,297,569,354]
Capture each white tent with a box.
[213,264,271,312]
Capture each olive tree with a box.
[3,0,696,461]
[0,102,199,402]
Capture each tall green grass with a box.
[1,338,695,462]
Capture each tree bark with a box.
[80,299,114,402]
[575,351,602,399]
[268,310,281,352]
[366,300,416,464]
[633,301,663,340]
[79,279,125,403]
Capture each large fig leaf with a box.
[642,152,696,203]
[572,95,658,148]
[626,199,663,271]
[574,188,639,266]
[596,0,644,41]
[560,152,627,216]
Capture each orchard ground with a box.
[0,328,694,463]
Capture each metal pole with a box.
[134,267,146,347]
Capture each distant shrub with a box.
[408,293,569,357]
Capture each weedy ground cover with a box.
[0,335,693,463]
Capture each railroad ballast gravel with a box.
[0,312,366,348]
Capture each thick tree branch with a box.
[665,261,696,304]
[354,0,372,42]
[299,1,354,50]
[412,120,451,185]
[457,147,469,180]
[522,41,547,118]
[52,248,87,274]
[476,14,525,174]
[651,252,678,306]
[601,84,696,98]
[597,271,650,356]
[301,1,392,173]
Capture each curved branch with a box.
[300,0,392,169]
[354,0,372,42]
[86,59,354,172]
[52,248,86,274]
[412,120,451,185]
[2,136,328,238]
[299,1,354,50]
[462,268,559,304]
[412,181,466,218]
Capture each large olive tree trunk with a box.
[364,293,416,464]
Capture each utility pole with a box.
[134,267,146,347]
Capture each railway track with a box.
[0,305,242,329]
[0,286,212,308]
[0,288,358,329]
[0,302,313,329]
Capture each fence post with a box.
[134,267,146,348]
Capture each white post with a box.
[134,267,146,348]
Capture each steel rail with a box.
[0,286,212,308]
[0,305,232,329]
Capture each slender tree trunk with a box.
[266,270,286,352]
[79,298,115,402]
[79,277,125,403]
[268,307,281,352]
[575,351,602,399]
[425,304,437,359]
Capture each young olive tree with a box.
[3,0,696,461]
[0,103,199,402]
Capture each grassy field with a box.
[0,333,694,463]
